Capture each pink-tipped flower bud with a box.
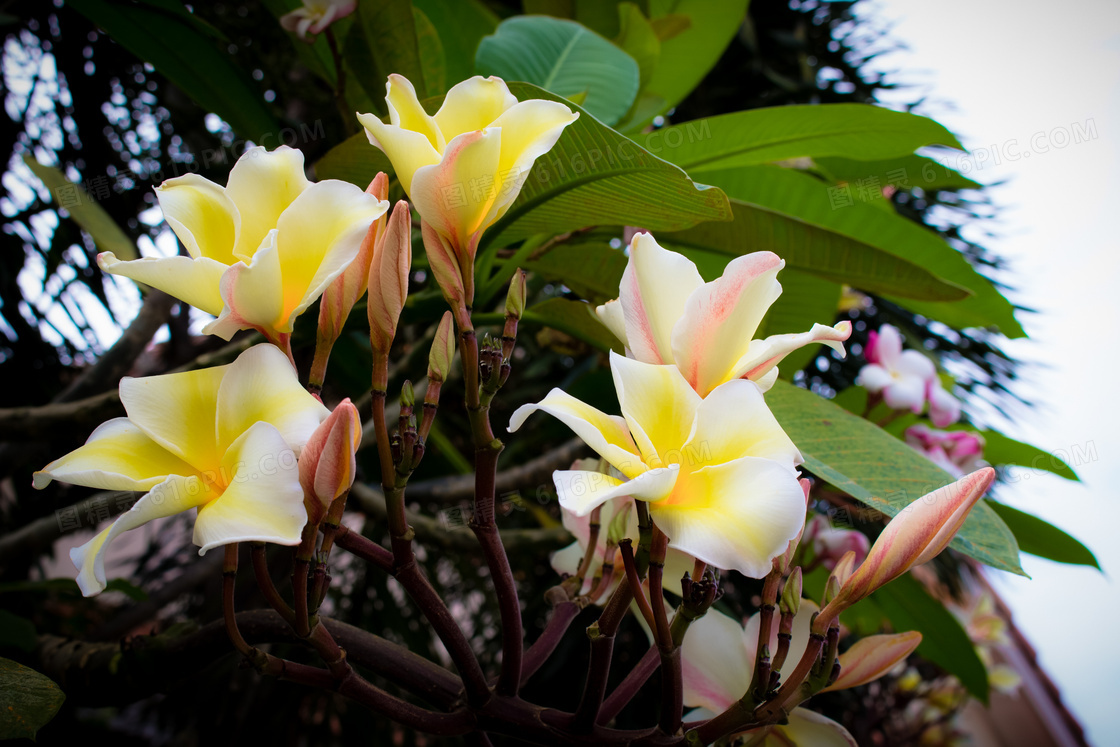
[780,566,803,616]
[421,220,469,325]
[368,199,412,358]
[822,631,922,692]
[834,468,996,609]
[299,398,362,524]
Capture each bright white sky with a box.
[859,1,1120,743]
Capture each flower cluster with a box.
[905,424,986,479]
[856,324,960,426]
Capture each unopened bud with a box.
[780,566,803,616]
[421,220,469,325]
[299,399,362,524]
[368,200,412,357]
[823,574,841,606]
[605,502,633,546]
[400,379,415,410]
[505,268,527,319]
[428,311,456,384]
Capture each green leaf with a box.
[694,165,1024,337]
[765,380,1024,575]
[632,0,747,123]
[413,6,447,97]
[0,611,36,653]
[0,657,65,740]
[476,16,640,126]
[484,81,732,247]
[651,105,964,174]
[23,156,137,260]
[756,269,843,376]
[976,429,1081,482]
[614,2,661,90]
[355,0,429,98]
[663,198,971,302]
[312,132,394,187]
[523,297,623,353]
[988,502,1099,569]
[524,242,628,303]
[413,0,498,83]
[67,0,277,139]
[815,154,980,192]
[868,574,990,703]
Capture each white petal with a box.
[619,232,704,364]
[855,363,893,393]
[595,298,628,348]
[553,466,679,516]
[679,606,753,713]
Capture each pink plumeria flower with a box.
[802,514,871,571]
[855,324,936,413]
[280,0,356,41]
[904,424,985,479]
[679,601,919,745]
[596,233,851,397]
[927,377,962,427]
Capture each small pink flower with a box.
[856,324,934,413]
[280,0,356,41]
[802,514,870,571]
[905,424,985,479]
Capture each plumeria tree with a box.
[0,1,1097,745]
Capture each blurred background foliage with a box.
[0,1,1062,745]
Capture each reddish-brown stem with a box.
[292,522,317,637]
[223,544,252,656]
[599,645,660,725]
[311,493,349,611]
[520,600,581,686]
[333,525,395,573]
[571,574,635,732]
[249,542,294,625]
[619,540,657,634]
[649,527,680,735]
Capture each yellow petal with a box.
[155,173,239,265]
[409,128,503,253]
[70,473,218,596]
[97,253,227,318]
[273,180,388,332]
[224,145,311,262]
[433,75,518,140]
[619,232,704,365]
[119,363,228,471]
[204,231,284,340]
[33,417,199,492]
[653,456,807,578]
[508,387,645,479]
[609,351,699,466]
[358,112,442,196]
[686,378,802,469]
[215,343,328,453]
[193,421,308,554]
[487,98,579,226]
[385,74,444,151]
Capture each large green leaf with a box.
[988,501,1099,569]
[695,165,1024,337]
[414,0,498,83]
[978,429,1081,482]
[613,2,661,90]
[354,0,429,99]
[524,242,628,303]
[765,380,1023,575]
[663,199,970,302]
[650,105,964,173]
[634,0,748,122]
[0,658,65,740]
[413,6,447,97]
[312,132,394,187]
[24,156,137,260]
[476,16,640,125]
[756,269,843,376]
[67,0,277,139]
[484,82,732,247]
[868,574,990,702]
[815,154,980,192]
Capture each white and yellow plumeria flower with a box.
[98,146,388,347]
[509,351,806,578]
[596,233,851,398]
[680,602,920,746]
[551,458,694,597]
[33,344,329,596]
[358,75,578,300]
